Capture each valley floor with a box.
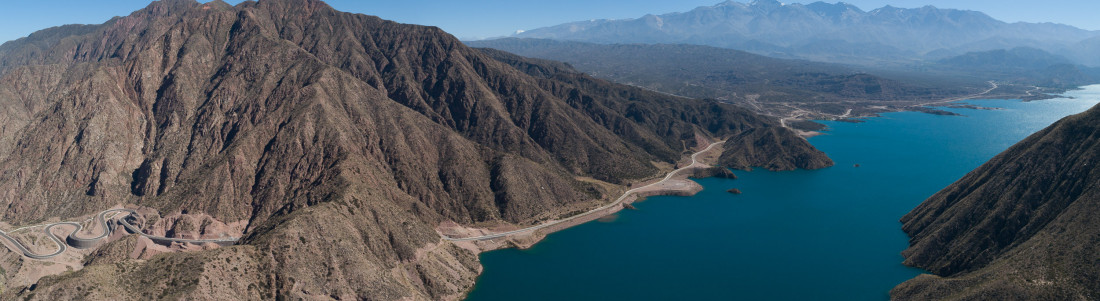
[761,81,1061,132]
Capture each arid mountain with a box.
[477,48,834,171]
[893,103,1100,300]
[717,127,833,171]
[514,0,1100,65]
[0,0,829,299]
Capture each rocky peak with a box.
[717,0,746,7]
[248,0,336,17]
[750,0,784,11]
[132,0,204,17]
[806,1,865,17]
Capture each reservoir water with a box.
[465,86,1100,300]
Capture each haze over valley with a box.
[0,0,1097,300]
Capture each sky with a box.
[0,0,1097,43]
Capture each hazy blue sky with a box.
[0,0,1096,43]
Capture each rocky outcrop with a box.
[892,103,1100,300]
[689,167,738,179]
[718,127,835,171]
[727,188,742,194]
[0,0,829,299]
[81,235,141,266]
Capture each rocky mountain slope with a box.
[0,0,829,299]
[515,0,1100,65]
[477,48,835,172]
[893,103,1100,300]
[717,127,833,171]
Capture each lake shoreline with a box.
[441,140,728,255]
[465,85,1100,300]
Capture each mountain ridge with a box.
[514,0,1100,65]
[893,102,1100,300]
[0,0,831,299]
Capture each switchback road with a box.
[0,209,239,260]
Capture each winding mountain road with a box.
[444,141,724,242]
[4,141,728,255]
[0,209,239,260]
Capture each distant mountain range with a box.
[514,0,1100,66]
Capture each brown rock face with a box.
[0,0,828,299]
[718,127,834,171]
[689,167,738,179]
[893,103,1100,300]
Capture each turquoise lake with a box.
[465,85,1100,300]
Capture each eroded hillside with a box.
[0,0,830,299]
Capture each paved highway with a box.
[444,141,724,242]
[0,209,239,260]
